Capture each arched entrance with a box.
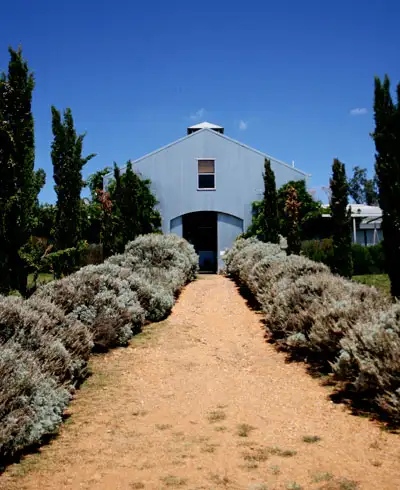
[182,211,217,272]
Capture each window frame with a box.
[197,158,216,191]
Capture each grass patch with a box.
[268,446,297,457]
[130,483,145,489]
[312,472,333,483]
[27,272,53,289]
[242,447,270,463]
[241,461,259,470]
[209,473,230,486]
[319,478,359,490]
[201,443,219,453]
[8,454,41,478]
[286,483,302,490]
[352,274,390,296]
[207,410,226,423]
[156,424,172,430]
[214,425,227,432]
[132,409,148,417]
[160,475,187,486]
[302,435,321,444]
[236,423,255,437]
[269,465,280,475]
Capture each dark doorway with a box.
[182,212,218,273]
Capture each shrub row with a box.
[224,237,400,425]
[0,234,198,463]
[301,239,386,275]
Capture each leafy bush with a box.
[0,233,198,462]
[301,238,334,268]
[302,239,386,275]
[43,240,88,279]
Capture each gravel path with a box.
[3,275,400,490]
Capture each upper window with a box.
[198,159,215,189]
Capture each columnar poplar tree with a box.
[51,106,95,250]
[372,75,400,297]
[285,185,301,255]
[0,47,45,294]
[262,158,280,243]
[330,158,353,278]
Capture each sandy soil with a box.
[2,275,400,490]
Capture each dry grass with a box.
[209,473,230,486]
[160,475,187,486]
[214,425,227,432]
[286,483,303,490]
[319,478,359,490]
[242,446,270,463]
[236,423,255,437]
[312,472,333,483]
[200,443,219,453]
[206,410,226,423]
[156,424,172,430]
[302,435,321,444]
[267,446,297,457]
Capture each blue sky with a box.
[1,0,399,203]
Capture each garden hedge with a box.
[224,237,398,425]
[0,234,198,464]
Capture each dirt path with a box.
[3,275,400,490]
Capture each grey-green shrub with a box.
[250,255,328,306]
[0,295,92,383]
[224,236,398,423]
[0,233,198,461]
[334,304,400,422]
[123,233,198,281]
[0,343,70,460]
[265,272,385,360]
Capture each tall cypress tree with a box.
[285,185,301,255]
[372,75,400,297]
[51,106,95,250]
[262,158,280,243]
[0,47,45,294]
[330,158,353,278]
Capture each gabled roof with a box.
[104,128,310,181]
[188,121,224,130]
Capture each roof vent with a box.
[187,121,224,135]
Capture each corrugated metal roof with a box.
[347,204,382,217]
[188,121,224,130]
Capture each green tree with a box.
[348,166,379,205]
[277,180,323,239]
[109,161,161,252]
[51,106,95,250]
[285,185,301,255]
[33,203,57,239]
[330,158,353,278]
[261,158,279,243]
[0,46,45,294]
[372,75,400,297]
[86,166,111,200]
[83,166,112,244]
